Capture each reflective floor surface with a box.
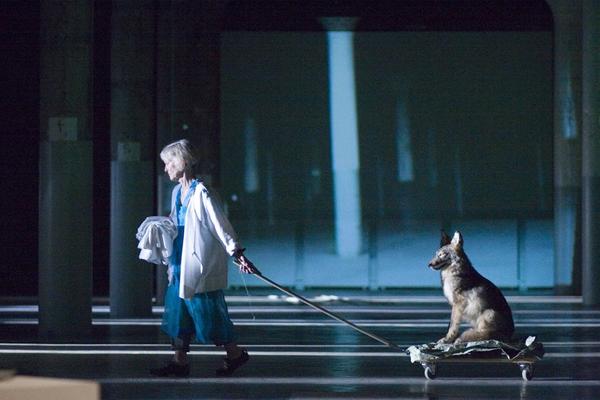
[1,292,599,399]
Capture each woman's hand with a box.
[233,249,259,274]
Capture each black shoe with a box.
[150,362,190,377]
[216,350,249,377]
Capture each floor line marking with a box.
[3,307,598,315]
[0,349,598,358]
[0,296,584,313]
[4,319,600,328]
[1,342,600,348]
[0,343,387,348]
[0,349,404,356]
[98,377,600,385]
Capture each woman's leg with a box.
[185,290,249,375]
[151,276,195,377]
[149,334,192,377]
[172,335,191,364]
[223,342,244,360]
[174,350,188,364]
[216,341,249,376]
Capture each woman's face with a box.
[163,157,185,181]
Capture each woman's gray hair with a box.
[160,139,199,171]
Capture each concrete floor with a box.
[1,292,599,399]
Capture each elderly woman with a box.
[150,138,255,377]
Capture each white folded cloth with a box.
[136,216,178,265]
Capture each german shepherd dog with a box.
[428,231,515,344]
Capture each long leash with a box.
[237,260,400,349]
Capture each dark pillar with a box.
[109,0,155,317]
[156,0,222,183]
[582,0,600,306]
[548,0,583,295]
[154,0,174,307]
[154,1,224,303]
[38,0,93,337]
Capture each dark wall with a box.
[354,31,553,218]
[0,0,553,297]
[1,1,40,297]
[220,32,331,220]
[0,1,112,297]
[219,31,553,222]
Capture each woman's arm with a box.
[200,187,257,274]
[201,187,240,256]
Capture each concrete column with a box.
[154,1,223,302]
[155,0,222,180]
[109,0,155,317]
[266,152,275,225]
[154,0,175,307]
[395,93,414,184]
[395,91,415,225]
[243,118,259,194]
[548,0,583,295]
[38,0,93,337]
[244,116,259,231]
[321,17,363,257]
[582,0,600,306]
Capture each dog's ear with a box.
[440,230,451,247]
[451,231,463,249]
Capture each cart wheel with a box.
[520,364,533,381]
[424,365,437,380]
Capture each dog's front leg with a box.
[438,303,463,344]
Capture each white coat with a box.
[171,181,241,299]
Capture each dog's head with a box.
[428,230,463,271]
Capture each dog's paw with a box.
[437,337,450,344]
[453,338,464,345]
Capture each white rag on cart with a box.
[136,216,178,266]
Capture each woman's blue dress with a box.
[161,180,236,345]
